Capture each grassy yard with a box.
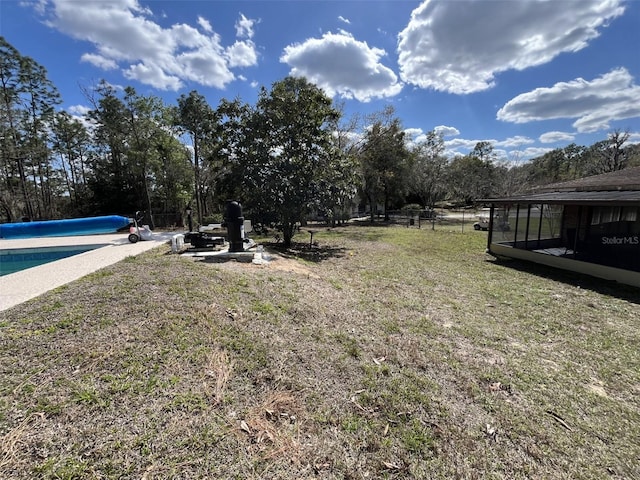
[1,224,638,479]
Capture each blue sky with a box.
[3,0,640,162]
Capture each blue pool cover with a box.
[0,215,130,239]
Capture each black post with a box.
[186,204,193,232]
[224,200,244,252]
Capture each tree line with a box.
[1,37,638,246]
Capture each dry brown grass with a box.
[204,348,234,406]
[1,413,45,470]
[0,224,638,479]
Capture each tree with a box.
[511,142,589,188]
[0,37,61,221]
[213,97,260,209]
[319,102,359,225]
[0,37,24,221]
[19,55,62,219]
[563,143,588,178]
[154,132,193,222]
[408,130,447,208]
[626,143,640,168]
[446,142,496,205]
[471,140,495,162]
[493,151,530,198]
[587,129,630,174]
[51,111,92,214]
[359,107,411,221]
[241,76,350,247]
[87,81,140,214]
[122,86,170,228]
[537,148,567,184]
[174,91,218,225]
[86,82,190,220]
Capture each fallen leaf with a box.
[382,461,401,470]
[240,420,251,433]
[546,411,572,431]
[313,463,330,472]
[350,396,367,412]
[485,423,498,441]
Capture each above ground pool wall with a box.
[0,216,130,239]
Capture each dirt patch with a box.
[197,249,320,278]
[587,381,609,398]
[263,255,319,278]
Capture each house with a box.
[480,167,640,288]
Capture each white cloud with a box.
[516,146,554,158]
[177,49,235,88]
[197,16,213,33]
[235,13,256,39]
[443,137,548,160]
[67,104,91,116]
[404,128,423,139]
[492,149,509,162]
[406,126,457,146]
[434,125,459,137]
[226,40,258,68]
[340,130,364,146]
[495,136,534,148]
[80,53,117,70]
[338,15,350,25]
[497,68,640,133]
[628,132,640,145]
[123,62,182,90]
[539,131,576,144]
[443,137,487,158]
[280,31,403,102]
[66,104,95,130]
[499,148,551,165]
[445,138,492,151]
[36,0,259,91]
[403,128,426,149]
[443,134,556,161]
[397,0,625,94]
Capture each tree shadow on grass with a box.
[263,241,347,264]
[488,256,640,305]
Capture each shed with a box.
[480,167,640,288]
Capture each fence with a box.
[385,208,478,230]
[149,212,184,229]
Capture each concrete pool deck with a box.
[0,232,174,313]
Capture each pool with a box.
[0,244,107,276]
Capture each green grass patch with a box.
[0,225,638,479]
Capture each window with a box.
[592,206,638,224]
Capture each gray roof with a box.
[535,166,640,192]
[481,166,640,205]
[480,190,640,206]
